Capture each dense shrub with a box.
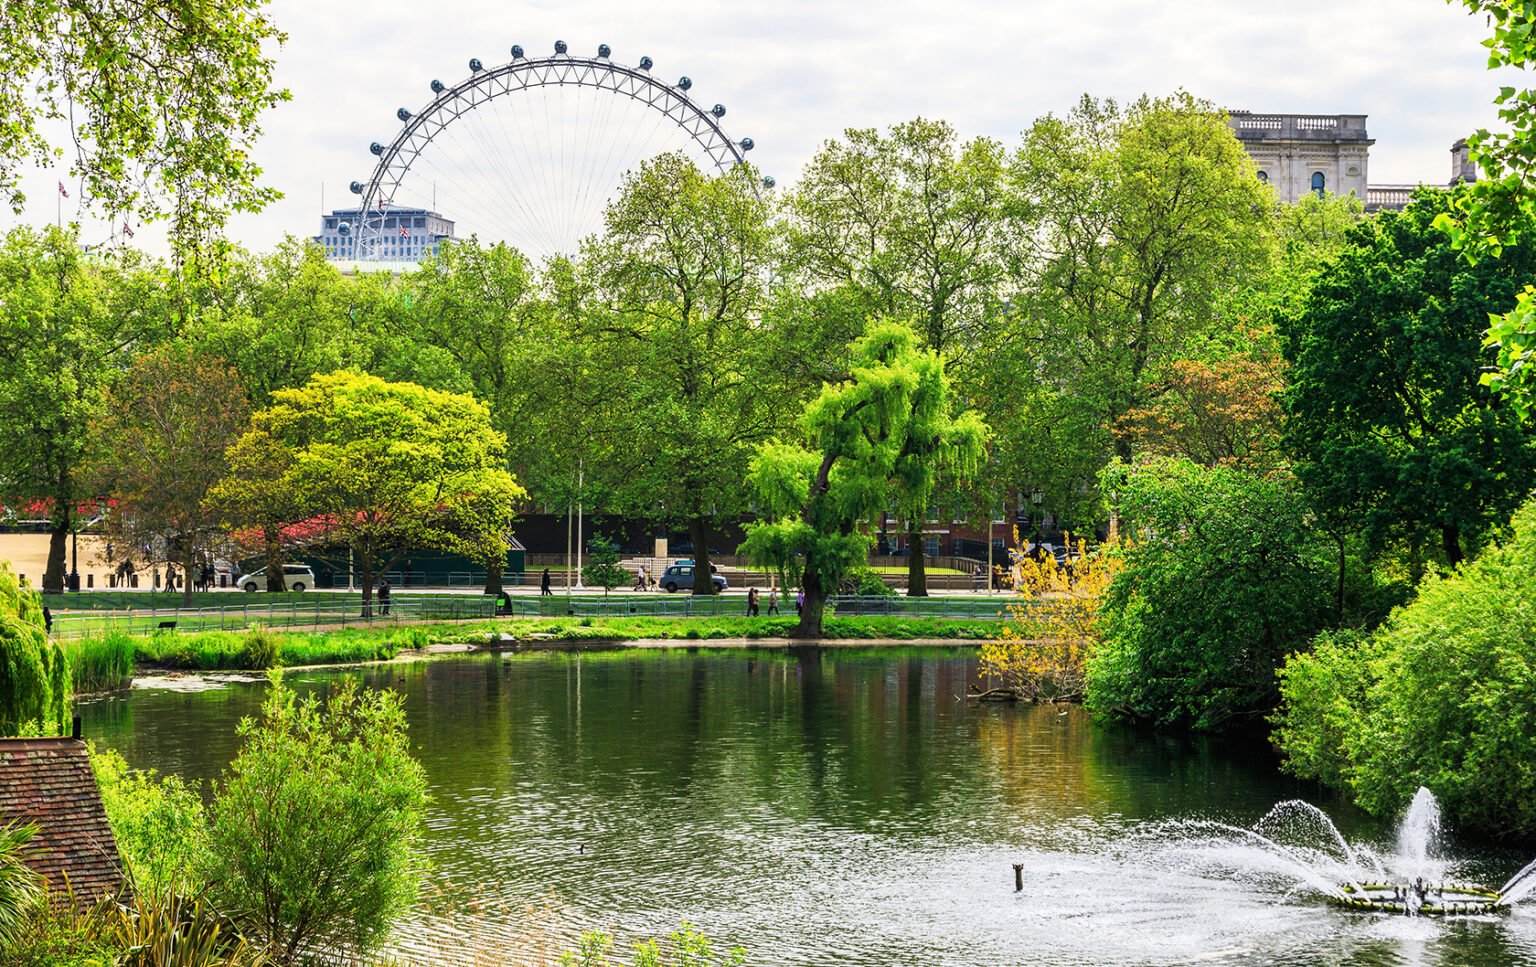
[241,626,281,669]
[1086,458,1333,731]
[91,746,209,895]
[1276,498,1536,838]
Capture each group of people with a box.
[745,585,806,617]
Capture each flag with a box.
[122,222,134,238]
[398,225,409,238]
[57,181,68,199]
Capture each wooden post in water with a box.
[1013,862,1023,892]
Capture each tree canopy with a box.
[211,371,525,613]
[1,0,288,256]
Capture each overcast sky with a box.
[3,0,1515,256]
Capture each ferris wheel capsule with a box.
[597,44,611,58]
[370,142,384,155]
[511,45,524,59]
[431,79,445,94]
[711,104,726,118]
[740,138,754,151]
[349,181,364,194]
[762,175,776,189]
[554,40,568,54]
[469,58,483,72]
[397,108,412,122]
[678,76,692,91]
[639,56,653,70]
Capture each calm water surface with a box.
[80,648,1536,965]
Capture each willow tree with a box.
[741,321,988,637]
[0,563,69,736]
[786,118,1010,594]
[212,372,525,615]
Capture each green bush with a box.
[90,746,209,896]
[1086,459,1333,731]
[1275,498,1536,838]
[206,677,429,962]
[241,626,281,670]
[0,822,44,950]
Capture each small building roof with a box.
[0,737,122,904]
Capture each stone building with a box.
[1229,113,1477,212]
[1228,112,1373,203]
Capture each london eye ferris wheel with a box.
[340,41,771,264]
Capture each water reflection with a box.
[80,648,1536,965]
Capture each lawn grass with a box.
[64,612,1005,684]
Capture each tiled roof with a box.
[0,737,122,904]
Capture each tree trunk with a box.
[906,522,928,597]
[360,546,375,618]
[484,558,504,597]
[794,555,828,638]
[262,528,287,592]
[1335,533,1346,625]
[688,516,716,596]
[44,517,68,593]
[180,542,195,607]
[1441,523,1463,567]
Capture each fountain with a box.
[1106,787,1531,919]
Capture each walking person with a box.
[378,578,392,615]
[767,585,779,615]
[540,568,553,596]
[747,587,760,617]
[796,588,805,616]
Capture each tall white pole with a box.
[987,515,994,596]
[574,459,585,589]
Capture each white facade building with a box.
[313,207,457,263]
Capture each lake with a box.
[80,647,1536,965]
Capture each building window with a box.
[924,537,940,558]
[1256,170,1269,183]
[1311,171,1326,197]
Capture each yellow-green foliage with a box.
[0,563,69,735]
[1276,498,1536,837]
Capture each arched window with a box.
[1311,171,1326,197]
[1257,170,1269,183]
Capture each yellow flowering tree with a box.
[978,533,1122,702]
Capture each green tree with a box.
[1,0,288,256]
[1437,2,1536,414]
[207,678,428,963]
[581,534,628,596]
[90,344,250,604]
[1281,187,1536,568]
[1008,93,1273,502]
[211,371,525,615]
[0,225,168,591]
[1087,458,1332,732]
[0,563,70,736]
[741,321,987,637]
[786,118,1009,594]
[1275,497,1536,839]
[572,154,784,593]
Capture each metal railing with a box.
[49,592,1025,638]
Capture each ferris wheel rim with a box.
[348,49,754,256]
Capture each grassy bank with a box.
[65,613,1005,689]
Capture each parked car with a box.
[236,564,316,592]
[658,563,728,593]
